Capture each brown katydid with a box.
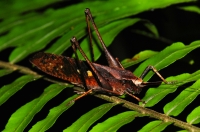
[30,8,171,103]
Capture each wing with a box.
[30,52,124,92]
[30,52,86,86]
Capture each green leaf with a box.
[0,0,58,18]
[9,21,66,63]
[90,111,140,132]
[45,20,86,54]
[0,12,44,34]
[0,69,13,77]
[177,130,188,132]
[29,95,77,132]
[121,50,158,68]
[187,106,200,124]
[179,6,200,14]
[3,84,67,132]
[164,79,200,116]
[0,75,38,105]
[65,103,116,132]
[144,21,159,38]
[138,120,172,132]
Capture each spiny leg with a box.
[85,8,94,62]
[84,8,122,68]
